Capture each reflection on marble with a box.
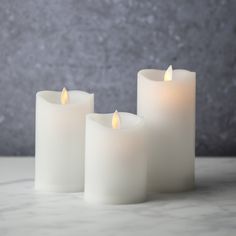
[0,157,236,236]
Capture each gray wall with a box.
[0,0,235,156]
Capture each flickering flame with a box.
[164,65,173,81]
[61,87,69,105]
[112,110,121,129]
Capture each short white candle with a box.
[84,111,147,204]
[137,66,196,192]
[35,88,94,192]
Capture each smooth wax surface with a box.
[138,69,196,192]
[1,157,236,236]
[85,113,147,204]
[35,90,94,192]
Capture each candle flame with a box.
[61,87,69,105]
[112,110,121,129]
[164,65,173,81]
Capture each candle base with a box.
[84,194,147,205]
[35,183,83,193]
[148,182,195,193]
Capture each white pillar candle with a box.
[35,88,94,192]
[84,111,147,204]
[137,66,196,192]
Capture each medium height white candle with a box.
[84,111,147,204]
[137,66,196,192]
[35,88,94,192]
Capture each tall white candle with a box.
[137,66,196,192]
[35,88,94,192]
[84,111,147,204]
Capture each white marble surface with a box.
[0,157,236,236]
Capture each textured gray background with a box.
[0,0,235,156]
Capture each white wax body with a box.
[84,113,147,204]
[35,90,94,192]
[137,69,196,192]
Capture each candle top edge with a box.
[36,90,94,106]
[138,68,195,74]
[87,112,144,131]
[138,69,196,83]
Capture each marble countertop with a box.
[0,157,236,236]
